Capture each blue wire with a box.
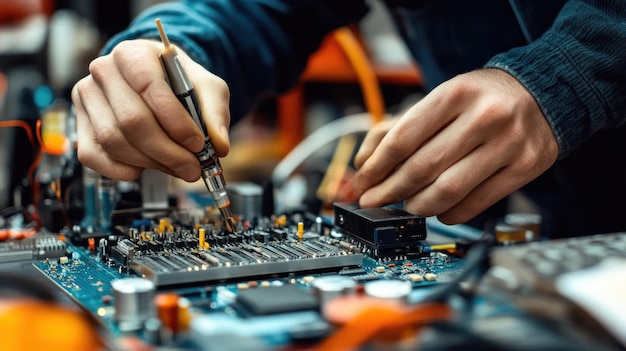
[508,0,533,44]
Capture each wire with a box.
[316,302,452,350]
[315,134,358,205]
[271,112,381,187]
[333,26,386,124]
[0,119,43,227]
[312,27,387,204]
[508,0,533,44]
[416,232,495,304]
[0,120,36,157]
[26,119,44,228]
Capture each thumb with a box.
[180,53,232,157]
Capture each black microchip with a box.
[234,285,319,316]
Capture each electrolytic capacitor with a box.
[363,279,412,303]
[310,274,357,308]
[111,277,156,331]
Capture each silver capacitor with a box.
[364,279,412,303]
[310,274,357,307]
[111,277,156,331]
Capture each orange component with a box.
[88,237,96,251]
[0,299,104,351]
[318,295,451,350]
[155,292,191,334]
[156,292,179,333]
[0,0,53,23]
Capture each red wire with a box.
[0,120,36,155]
[26,119,44,228]
[0,119,42,226]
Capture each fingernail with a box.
[221,126,230,145]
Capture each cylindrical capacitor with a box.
[310,274,357,308]
[504,212,542,241]
[364,279,412,303]
[111,277,156,331]
[494,223,527,245]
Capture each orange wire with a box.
[0,119,42,226]
[0,120,36,155]
[333,27,386,124]
[26,119,44,228]
[315,27,386,204]
[316,302,452,351]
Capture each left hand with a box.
[353,68,559,224]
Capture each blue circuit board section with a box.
[32,205,470,350]
[33,242,464,345]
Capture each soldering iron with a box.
[155,18,236,233]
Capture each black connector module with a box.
[333,203,426,258]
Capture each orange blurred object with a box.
[0,0,54,23]
[0,299,105,351]
[317,294,451,350]
[155,292,191,334]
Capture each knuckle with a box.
[93,126,119,150]
[434,176,464,202]
[76,147,95,169]
[406,155,435,181]
[117,109,146,131]
[88,57,109,82]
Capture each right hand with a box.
[71,39,231,182]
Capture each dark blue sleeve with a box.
[485,0,626,158]
[101,0,369,123]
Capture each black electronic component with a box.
[333,202,426,258]
[0,235,67,262]
[234,284,319,316]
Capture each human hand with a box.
[71,39,231,182]
[353,68,559,224]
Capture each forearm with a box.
[100,0,369,122]
[485,0,626,158]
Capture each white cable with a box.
[271,112,384,187]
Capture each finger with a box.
[72,81,145,181]
[187,59,232,157]
[353,117,398,170]
[91,46,201,181]
[358,109,486,208]
[75,73,161,171]
[355,89,461,193]
[402,141,513,217]
[112,40,207,153]
[435,165,526,225]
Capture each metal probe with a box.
[155,18,236,233]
